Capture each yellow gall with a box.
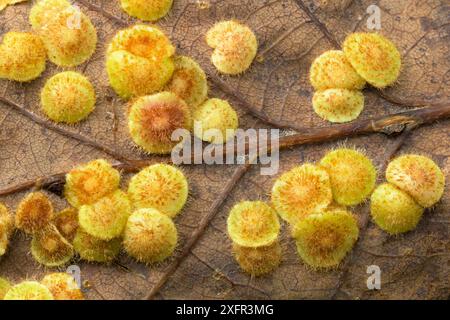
[227,201,280,248]
[107,25,175,99]
[320,148,377,206]
[312,89,364,123]
[324,201,347,212]
[29,0,71,30]
[206,20,258,74]
[196,0,210,10]
[4,281,54,300]
[165,56,208,108]
[30,1,97,67]
[128,92,192,154]
[120,0,173,22]
[107,25,174,60]
[309,50,366,90]
[53,207,79,242]
[0,203,14,257]
[0,31,46,82]
[73,228,121,263]
[128,163,188,218]
[41,71,96,124]
[0,277,11,299]
[370,183,424,234]
[271,164,332,225]
[31,224,74,267]
[64,159,121,209]
[107,51,174,100]
[317,0,354,13]
[41,273,84,300]
[232,241,282,277]
[0,0,28,12]
[78,190,132,241]
[292,209,359,269]
[386,154,445,208]
[123,208,178,264]
[15,192,54,234]
[343,32,401,88]
[193,98,239,144]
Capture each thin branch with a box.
[78,0,447,136]
[330,136,409,299]
[78,0,447,132]
[77,0,128,27]
[0,96,134,164]
[0,0,445,302]
[0,104,448,197]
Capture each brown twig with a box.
[0,104,448,197]
[292,0,448,108]
[78,0,445,132]
[0,96,134,164]
[276,103,450,149]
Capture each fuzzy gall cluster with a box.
[63,159,127,263]
[206,20,258,75]
[66,160,187,265]
[225,148,374,271]
[30,0,97,67]
[2,272,83,300]
[0,0,98,125]
[41,71,96,124]
[310,33,401,123]
[124,164,190,263]
[371,155,445,234]
[105,24,241,150]
[227,201,281,276]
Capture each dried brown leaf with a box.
[0,0,448,300]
